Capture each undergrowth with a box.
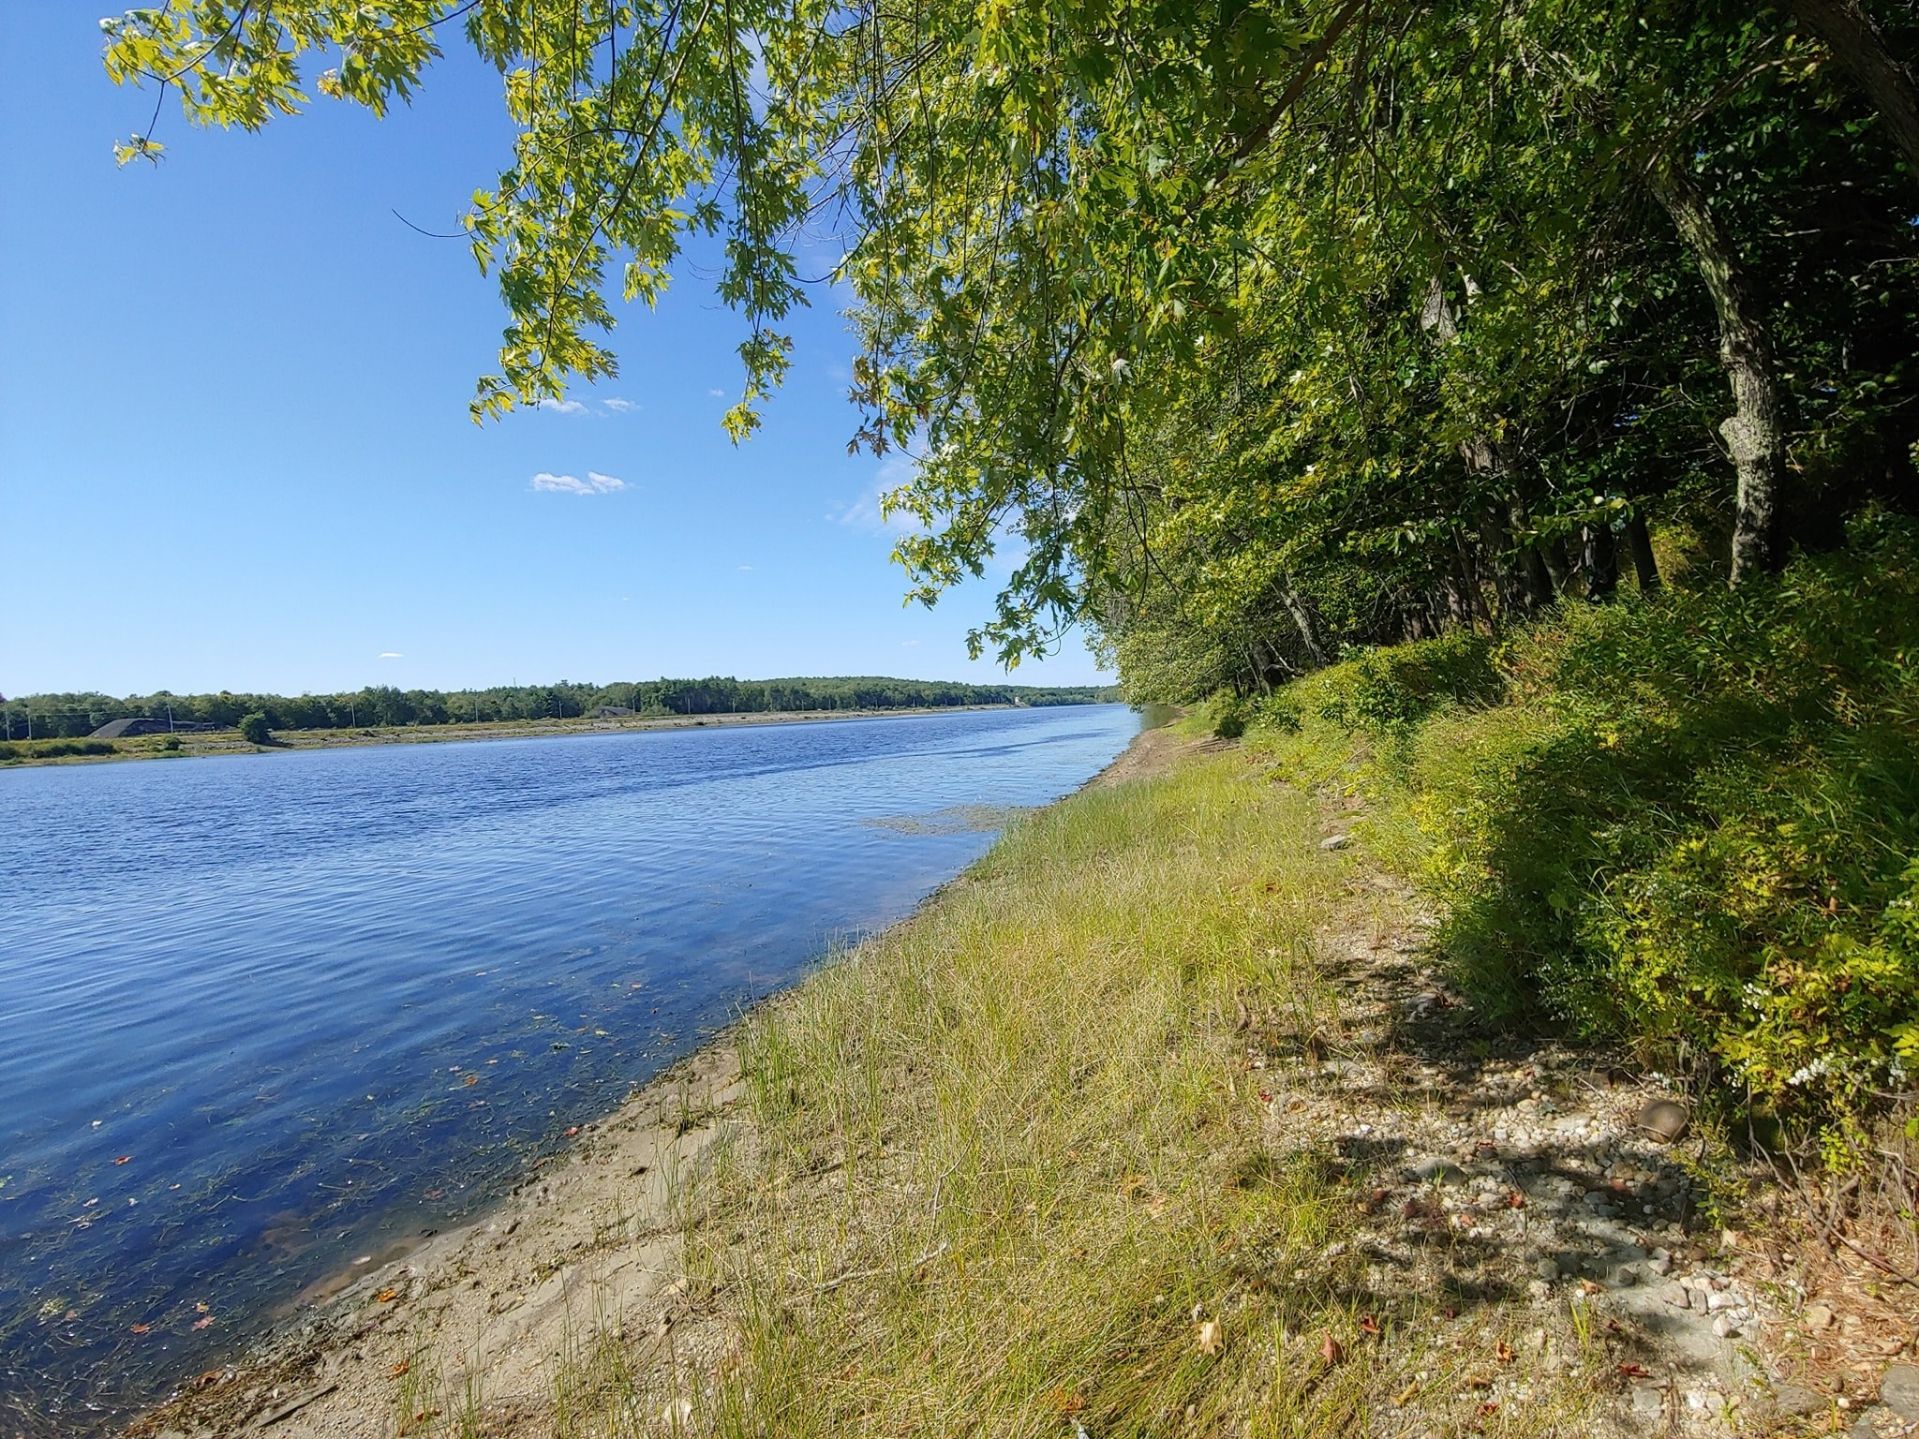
[1247,514,1919,1165]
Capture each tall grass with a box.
[665,760,1600,1437]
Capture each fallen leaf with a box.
[1496,1340,1515,1364]
[1504,1190,1525,1209]
[463,1074,478,1087]
[194,1301,209,1313]
[564,1126,582,1138]
[1319,1334,1344,1365]
[130,1323,151,1335]
[1196,1318,1223,1355]
[113,1156,132,1166]
[376,1288,400,1304]
[1618,1362,1651,1378]
[391,1359,412,1377]
[1393,1380,1420,1406]
[192,1316,214,1331]
[1578,1278,1604,1295]
[1357,1314,1381,1337]
[1045,1386,1086,1416]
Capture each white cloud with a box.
[602,397,638,413]
[532,397,589,416]
[531,470,626,496]
[737,564,754,572]
[901,639,920,648]
[378,651,404,660]
[832,454,922,535]
[707,387,726,398]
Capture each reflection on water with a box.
[0,704,1138,1432]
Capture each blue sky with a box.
[0,8,1105,697]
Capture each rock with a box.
[1712,1314,1739,1338]
[1536,1258,1562,1282]
[1319,834,1352,851]
[1410,1157,1467,1185]
[1637,1098,1690,1143]
[1662,1283,1692,1310]
[1771,1384,1823,1419]
[1630,1385,1666,1418]
[1805,1302,1836,1332]
[1879,1364,1919,1421]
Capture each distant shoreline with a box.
[0,702,1111,771]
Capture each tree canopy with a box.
[104,0,1919,680]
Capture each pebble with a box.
[1804,1302,1835,1331]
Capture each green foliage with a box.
[237,712,272,745]
[1252,522,1919,1160]
[1299,633,1502,734]
[1199,691,1250,740]
[0,740,116,763]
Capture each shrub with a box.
[161,735,182,751]
[238,712,273,745]
[1305,631,1502,734]
[1200,691,1250,739]
[0,744,17,762]
[1255,515,1919,1160]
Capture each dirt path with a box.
[1289,809,1913,1436]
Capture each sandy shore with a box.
[125,724,1171,1438]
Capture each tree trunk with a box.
[1507,498,1557,609]
[1582,523,1619,602]
[1279,584,1330,668]
[1453,532,1497,630]
[1624,513,1662,592]
[1541,535,1573,595]
[1790,0,1919,180]
[1649,160,1788,584]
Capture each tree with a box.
[104,0,1919,683]
[238,712,273,745]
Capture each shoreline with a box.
[1,702,1087,771]
[122,723,1169,1438]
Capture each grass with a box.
[633,755,1610,1438]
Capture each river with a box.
[0,704,1139,1432]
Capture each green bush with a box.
[1200,691,1250,739]
[161,735,182,751]
[1302,631,1502,734]
[238,712,273,745]
[1256,516,1919,1160]
[0,744,17,762]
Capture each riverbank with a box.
[0,704,1028,769]
[129,728,1900,1439]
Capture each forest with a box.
[104,0,1919,1165]
[3,677,1115,740]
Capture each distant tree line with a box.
[1,677,1117,740]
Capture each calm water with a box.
[0,704,1137,1432]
